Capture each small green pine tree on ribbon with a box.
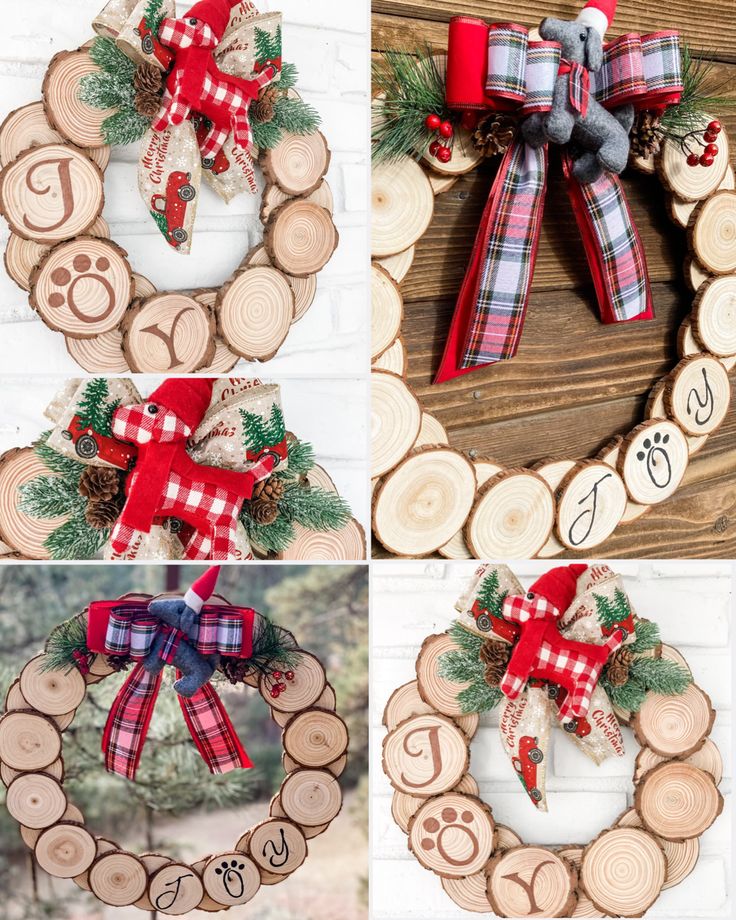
[143,0,166,37]
[240,404,286,454]
[593,588,632,630]
[476,571,508,621]
[76,379,120,437]
[255,25,282,65]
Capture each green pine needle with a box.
[18,476,85,519]
[660,43,736,141]
[79,71,135,111]
[242,513,295,554]
[447,622,485,656]
[438,649,485,683]
[34,431,85,478]
[458,681,503,714]
[440,624,504,714]
[279,485,351,531]
[278,63,299,92]
[44,516,109,561]
[88,36,136,81]
[101,108,151,147]
[43,615,89,673]
[279,438,315,478]
[601,675,648,712]
[273,96,320,135]
[629,618,661,653]
[629,656,692,695]
[253,119,283,150]
[247,616,300,675]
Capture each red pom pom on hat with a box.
[185,565,221,613]
[147,379,214,432]
[528,564,588,614]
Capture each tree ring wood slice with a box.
[487,845,577,917]
[261,131,331,197]
[372,263,403,360]
[133,273,157,299]
[664,354,730,435]
[282,708,349,768]
[259,180,334,224]
[391,790,423,833]
[647,376,707,455]
[373,447,477,557]
[618,419,689,505]
[0,143,104,244]
[383,679,435,730]
[428,172,460,194]
[632,682,715,758]
[409,793,495,879]
[20,655,86,715]
[684,255,710,293]
[532,459,576,557]
[260,651,325,713]
[613,806,700,890]
[148,863,204,915]
[383,713,469,797]
[43,50,112,149]
[690,190,736,274]
[35,822,97,878]
[1,755,63,788]
[122,293,215,372]
[693,275,736,356]
[465,469,555,560]
[217,266,294,360]
[372,336,407,375]
[634,761,723,841]
[414,413,449,449]
[0,710,62,771]
[4,234,49,292]
[372,157,434,257]
[556,460,627,551]
[306,464,338,494]
[264,200,337,278]
[6,772,67,828]
[269,793,330,837]
[279,768,342,827]
[201,852,260,905]
[247,818,307,876]
[415,634,470,719]
[279,518,366,560]
[240,245,316,323]
[0,102,63,167]
[668,193,696,229]
[371,371,422,478]
[677,315,701,357]
[30,236,132,338]
[442,872,492,913]
[66,328,130,372]
[555,846,604,918]
[89,850,149,906]
[581,827,665,917]
[658,121,729,201]
[377,246,415,284]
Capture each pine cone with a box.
[607,647,635,687]
[106,654,132,672]
[252,476,285,502]
[85,500,120,530]
[479,638,511,687]
[631,111,662,158]
[250,498,280,525]
[473,114,517,157]
[79,466,120,502]
[221,658,250,684]
[253,86,278,123]
[135,90,162,119]
[134,62,163,95]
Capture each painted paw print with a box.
[48,254,116,321]
[636,431,672,489]
[420,806,480,866]
[215,859,245,876]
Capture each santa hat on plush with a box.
[148,379,214,433]
[528,564,589,614]
[183,0,239,41]
[184,566,221,613]
[576,0,616,37]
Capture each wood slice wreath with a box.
[371,87,735,558]
[0,595,349,914]
[383,565,723,918]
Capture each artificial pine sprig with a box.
[79,38,150,146]
[43,616,89,674]
[660,44,736,140]
[600,630,691,713]
[438,623,504,714]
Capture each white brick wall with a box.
[0,0,369,375]
[371,561,733,920]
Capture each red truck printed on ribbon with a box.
[61,414,137,471]
[512,735,545,806]
[150,171,197,249]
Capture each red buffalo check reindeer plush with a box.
[153,0,279,161]
[500,564,625,720]
[110,379,274,560]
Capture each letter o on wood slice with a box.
[202,852,260,906]
[383,713,469,797]
[372,157,435,257]
[416,634,470,718]
[0,144,104,244]
[465,469,555,559]
[241,244,317,323]
[279,768,342,827]
[261,651,325,713]
[371,372,422,479]
[261,131,330,196]
[556,460,627,551]
[35,823,97,878]
[30,237,132,338]
[66,329,129,373]
[487,846,577,918]
[6,773,67,829]
[20,655,86,715]
[264,200,338,277]
[283,708,349,768]
[89,851,148,906]
[618,420,689,505]
[0,711,62,771]
[248,818,307,876]
[148,863,205,915]
[409,793,495,879]
[43,50,112,149]
[615,805,700,891]
[372,263,403,360]
[690,190,736,275]
[442,873,492,913]
[373,447,477,556]
[693,275,736,357]
[635,761,723,841]
[122,293,215,373]
[217,266,294,361]
[581,827,665,917]
[659,124,729,201]
[664,355,731,435]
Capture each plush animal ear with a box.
[538,17,557,41]
[585,26,604,72]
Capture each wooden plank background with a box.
[372,0,736,558]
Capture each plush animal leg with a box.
[595,114,631,175]
[182,528,213,560]
[152,80,191,132]
[545,81,576,145]
[572,150,604,184]
[172,640,216,698]
[500,670,527,699]
[110,520,138,556]
[210,519,238,561]
[521,112,548,149]
[199,123,230,162]
[612,104,635,134]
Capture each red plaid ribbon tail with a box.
[435,140,548,384]
[178,674,253,774]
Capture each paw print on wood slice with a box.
[486,845,578,918]
[30,237,132,338]
[122,293,216,373]
[408,793,495,879]
[247,818,308,876]
[383,714,469,797]
[148,863,205,915]
[618,420,689,505]
[202,852,260,906]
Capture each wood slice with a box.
[693,275,736,356]
[372,157,434,257]
[690,190,736,274]
[442,873,492,913]
[382,679,435,730]
[30,236,132,338]
[371,371,422,478]
[261,651,325,713]
[428,173,460,194]
[247,818,307,875]
[440,460,504,559]
[307,464,338,494]
[315,683,337,712]
[1,756,63,788]
[581,827,664,917]
[261,131,331,197]
[487,846,576,918]
[264,200,338,277]
[684,255,710,293]
[422,125,484,177]
[372,336,407,375]
[658,122,729,201]
[20,655,86,716]
[372,263,403,360]
[279,768,342,827]
[373,446,476,556]
[0,143,104,244]
[465,469,555,560]
[35,822,97,878]
[376,246,415,283]
[632,682,715,757]
[409,793,495,879]
[240,245,316,323]
[635,761,723,841]
[0,101,62,166]
[677,315,701,357]
[66,328,129,372]
[122,293,215,372]
[6,772,67,828]
[647,375,708,455]
[43,50,112,149]
[556,460,627,551]
[618,419,689,505]
[217,266,294,360]
[0,711,61,771]
[4,233,46,293]
[414,413,450,449]
[269,792,330,838]
[260,180,334,223]
[614,806,699,890]
[630,150,656,175]
[664,354,731,435]
[280,519,366,561]
[415,634,469,719]
[383,713,469,797]
[391,790,423,833]
[283,708,349,767]
[668,194,696,229]
[133,273,156,298]
[202,852,260,905]
[148,863,204,915]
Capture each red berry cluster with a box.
[425,113,454,163]
[269,669,296,699]
[685,120,722,168]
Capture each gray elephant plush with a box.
[144,596,219,698]
[522,16,633,183]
